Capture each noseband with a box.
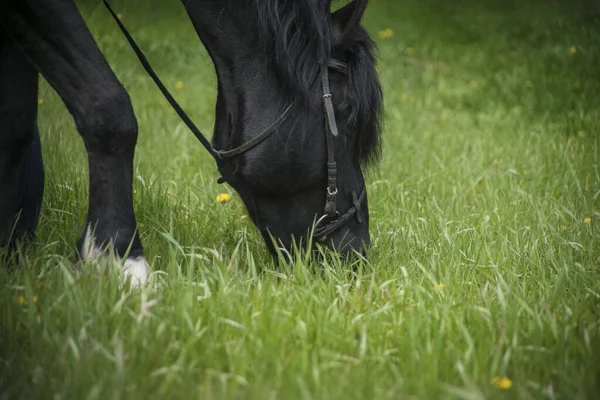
[104,0,366,242]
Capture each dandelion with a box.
[470,80,478,88]
[438,282,444,289]
[560,225,567,231]
[175,81,184,90]
[378,28,393,39]
[38,98,44,105]
[491,376,512,389]
[570,46,577,55]
[216,193,231,203]
[406,47,415,56]
[578,131,585,137]
[16,295,26,305]
[584,217,591,224]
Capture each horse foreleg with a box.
[0,27,43,249]
[0,0,149,285]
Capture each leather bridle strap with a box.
[314,186,365,239]
[314,66,367,240]
[327,59,348,74]
[322,68,339,216]
[105,0,297,164]
[212,103,294,159]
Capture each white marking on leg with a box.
[123,256,150,287]
[81,224,150,287]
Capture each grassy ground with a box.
[2,0,600,398]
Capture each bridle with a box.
[210,59,365,240]
[104,0,366,241]
[313,62,366,240]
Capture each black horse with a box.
[0,0,382,285]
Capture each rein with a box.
[103,0,365,241]
[102,0,217,159]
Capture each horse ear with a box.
[331,0,369,43]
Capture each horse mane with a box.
[255,0,331,98]
[336,17,383,165]
[254,0,382,165]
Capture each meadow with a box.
[1,0,599,398]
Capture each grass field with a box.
[2,0,600,398]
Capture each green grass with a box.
[2,0,600,398]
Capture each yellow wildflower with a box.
[38,98,44,105]
[491,376,512,389]
[406,47,415,56]
[16,295,26,305]
[578,131,585,137]
[560,225,567,231]
[216,193,231,203]
[438,282,444,289]
[378,28,393,39]
[33,296,38,303]
[570,46,577,55]
[175,81,184,90]
[584,217,591,224]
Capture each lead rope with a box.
[103,0,218,160]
